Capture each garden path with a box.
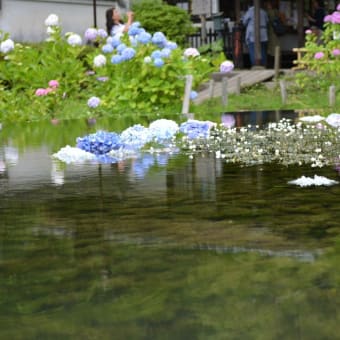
[194,69,276,104]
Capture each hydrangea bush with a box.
[297,4,340,89]
[0,13,227,121]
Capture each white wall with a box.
[0,0,119,42]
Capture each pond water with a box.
[1,110,340,339]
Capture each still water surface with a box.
[1,111,340,339]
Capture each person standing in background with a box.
[242,1,269,67]
[264,0,280,67]
[106,6,134,38]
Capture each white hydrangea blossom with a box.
[45,14,59,27]
[67,34,82,46]
[0,39,15,54]
[93,54,107,67]
[52,146,96,164]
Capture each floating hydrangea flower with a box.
[94,54,106,68]
[314,51,324,59]
[183,47,200,58]
[179,119,216,139]
[67,34,82,46]
[120,124,152,150]
[76,131,122,155]
[220,60,234,73]
[0,39,14,54]
[149,119,179,142]
[121,47,136,61]
[102,44,114,54]
[85,28,98,41]
[325,113,340,127]
[52,145,96,164]
[288,175,338,187]
[45,14,59,26]
[87,96,101,108]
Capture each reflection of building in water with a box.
[166,154,223,204]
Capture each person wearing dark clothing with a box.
[306,0,326,31]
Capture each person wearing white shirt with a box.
[106,6,134,38]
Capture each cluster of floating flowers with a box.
[179,114,340,169]
[53,114,340,177]
[53,118,215,164]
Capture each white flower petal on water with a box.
[299,115,324,123]
[288,175,338,187]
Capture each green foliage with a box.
[0,14,218,122]
[131,0,196,46]
[296,8,340,90]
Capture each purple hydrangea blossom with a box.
[85,28,98,41]
[87,96,101,108]
[97,29,108,39]
[220,60,234,73]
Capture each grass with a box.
[192,80,340,116]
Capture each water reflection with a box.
[1,110,340,338]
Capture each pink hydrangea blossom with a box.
[331,12,340,24]
[35,88,49,96]
[220,60,234,73]
[48,80,59,88]
[305,29,312,34]
[314,51,324,59]
[337,3,340,11]
[183,48,200,58]
[332,48,340,56]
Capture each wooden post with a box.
[182,75,193,114]
[329,85,336,107]
[235,76,241,95]
[279,80,287,105]
[221,76,228,107]
[208,79,215,98]
[274,45,280,80]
